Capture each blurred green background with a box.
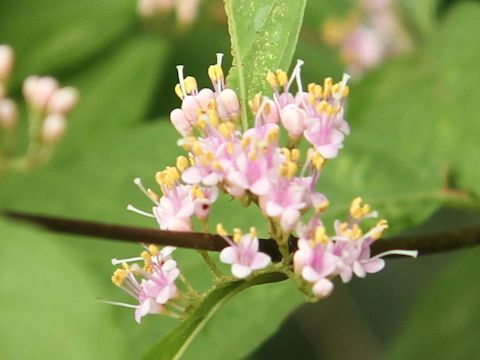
[1,0,480,359]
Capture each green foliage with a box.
[0,0,480,359]
[225,0,306,128]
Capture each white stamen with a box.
[133,177,158,204]
[176,65,187,97]
[287,59,304,90]
[111,256,144,266]
[127,204,155,218]
[216,53,224,66]
[373,249,419,259]
[334,73,350,102]
[98,299,138,309]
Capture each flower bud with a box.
[217,88,240,120]
[170,108,192,137]
[181,95,200,123]
[47,87,79,115]
[196,88,215,109]
[137,0,157,18]
[280,104,306,140]
[262,99,279,124]
[23,76,59,111]
[0,45,14,82]
[41,114,66,143]
[0,98,18,130]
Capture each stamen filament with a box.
[126,204,155,218]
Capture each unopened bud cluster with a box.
[0,45,78,175]
[110,53,417,323]
[137,0,201,25]
[322,0,412,77]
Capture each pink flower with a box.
[259,178,306,231]
[153,184,195,231]
[193,185,219,220]
[220,232,271,278]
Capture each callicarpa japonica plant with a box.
[110,55,417,323]
[2,0,480,359]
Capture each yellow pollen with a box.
[207,109,219,127]
[208,64,224,82]
[276,70,288,87]
[350,197,371,219]
[148,245,159,256]
[342,86,350,97]
[176,156,189,172]
[233,228,243,243]
[249,227,257,237]
[286,161,297,178]
[112,269,128,287]
[174,84,184,99]
[266,71,279,89]
[314,227,329,244]
[316,199,330,212]
[291,148,300,162]
[226,142,234,155]
[212,160,222,170]
[216,223,228,237]
[192,185,206,199]
[184,76,198,94]
[218,123,231,138]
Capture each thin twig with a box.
[4,210,480,260]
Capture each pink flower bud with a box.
[23,76,59,111]
[170,108,192,136]
[181,95,200,123]
[262,99,279,124]
[0,98,18,130]
[280,104,306,139]
[176,0,200,25]
[0,45,14,81]
[42,114,66,143]
[47,87,79,115]
[196,88,215,109]
[217,88,240,120]
[137,0,157,18]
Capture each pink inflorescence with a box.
[111,54,417,321]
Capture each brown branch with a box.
[4,210,480,261]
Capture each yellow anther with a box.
[266,71,279,89]
[315,199,330,212]
[282,147,291,160]
[141,251,151,262]
[212,160,223,170]
[226,142,234,155]
[316,100,328,113]
[314,84,323,99]
[192,185,206,199]
[175,84,184,99]
[248,151,257,161]
[216,223,228,237]
[147,188,160,202]
[276,70,288,87]
[196,118,207,130]
[342,86,350,97]
[249,94,263,113]
[286,161,297,178]
[242,137,251,149]
[148,244,159,256]
[112,269,128,287]
[226,121,236,132]
[184,76,198,94]
[192,141,203,155]
[218,123,231,138]
[155,171,164,186]
[188,152,195,166]
[291,148,300,162]
[350,197,371,219]
[267,127,279,143]
[176,156,190,172]
[332,83,340,94]
[206,109,219,127]
[249,227,257,237]
[233,228,243,243]
[314,226,329,244]
[312,152,325,169]
[307,82,315,94]
[208,64,224,82]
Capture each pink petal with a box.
[231,263,252,278]
[265,201,283,217]
[250,177,271,196]
[353,261,366,278]
[251,252,271,270]
[363,258,385,273]
[219,246,238,265]
[182,167,203,184]
[155,287,171,304]
[302,266,321,282]
[313,279,334,297]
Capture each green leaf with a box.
[0,218,125,359]
[225,0,307,128]
[0,0,136,85]
[142,272,290,360]
[386,247,480,360]
[309,1,480,233]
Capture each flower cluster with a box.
[322,0,412,77]
[111,53,417,322]
[110,245,184,323]
[138,0,201,26]
[0,44,78,175]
